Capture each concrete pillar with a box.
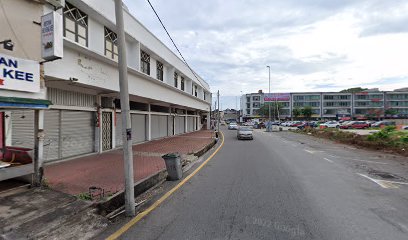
[34,109,45,187]
[147,104,152,140]
[4,111,12,146]
[185,111,188,133]
[206,112,210,130]
[96,96,102,153]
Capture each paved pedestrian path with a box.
[45,130,214,196]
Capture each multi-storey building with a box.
[0,0,211,182]
[241,89,408,120]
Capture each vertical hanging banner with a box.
[41,11,63,61]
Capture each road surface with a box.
[113,128,408,240]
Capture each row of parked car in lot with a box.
[276,120,403,129]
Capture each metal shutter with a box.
[61,110,95,158]
[167,116,174,136]
[187,117,194,132]
[11,110,34,148]
[131,114,146,143]
[158,115,167,138]
[175,116,185,134]
[151,115,160,139]
[43,110,60,162]
[115,113,123,147]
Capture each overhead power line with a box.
[146,0,206,89]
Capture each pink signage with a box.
[264,93,290,102]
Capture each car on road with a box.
[321,121,340,128]
[350,121,370,129]
[237,126,253,140]
[290,121,303,127]
[228,122,238,130]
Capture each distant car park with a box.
[321,121,340,128]
[371,121,396,128]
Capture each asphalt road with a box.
[115,127,408,240]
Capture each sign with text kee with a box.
[41,11,63,61]
[0,54,40,92]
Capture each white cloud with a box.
[124,0,408,109]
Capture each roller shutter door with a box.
[11,110,34,148]
[187,117,194,132]
[175,116,185,135]
[43,110,60,162]
[167,116,174,136]
[151,115,167,139]
[61,110,95,158]
[115,113,123,147]
[131,114,146,143]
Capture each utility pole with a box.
[217,90,220,132]
[114,0,135,216]
[267,66,271,131]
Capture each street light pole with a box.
[114,0,135,216]
[217,90,220,132]
[267,66,271,131]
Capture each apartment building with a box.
[0,0,211,182]
[241,89,408,120]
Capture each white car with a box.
[321,121,340,128]
[237,126,254,140]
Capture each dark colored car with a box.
[350,121,370,129]
[297,122,317,129]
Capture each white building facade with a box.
[0,0,211,182]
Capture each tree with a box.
[301,106,313,120]
[339,87,368,93]
[259,102,284,120]
[292,107,301,120]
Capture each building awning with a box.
[0,96,52,109]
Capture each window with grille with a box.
[63,2,88,46]
[194,85,198,97]
[174,72,178,87]
[181,77,185,91]
[156,61,163,81]
[141,51,150,75]
[104,27,118,61]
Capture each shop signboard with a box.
[0,54,40,93]
[41,11,63,61]
[264,93,290,102]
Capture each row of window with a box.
[63,2,204,100]
[324,102,351,107]
[323,95,351,100]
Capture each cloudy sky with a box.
[123,0,408,109]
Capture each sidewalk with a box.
[44,130,215,196]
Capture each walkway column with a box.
[147,104,152,140]
[96,95,102,153]
[34,109,45,186]
[185,111,188,133]
[206,112,210,130]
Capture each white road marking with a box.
[323,158,334,163]
[326,155,388,164]
[304,149,315,154]
[357,173,406,189]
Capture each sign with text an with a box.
[0,54,40,92]
[264,93,290,102]
[41,11,63,61]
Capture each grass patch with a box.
[297,127,408,157]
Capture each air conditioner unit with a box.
[45,0,65,9]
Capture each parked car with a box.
[340,121,355,129]
[290,121,303,127]
[321,121,340,128]
[297,122,317,129]
[402,126,408,130]
[350,121,370,129]
[237,126,254,140]
[228,123,238,130]
[371,121,396,128]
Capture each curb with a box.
[96,135,216,216]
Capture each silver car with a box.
[237,126,253,140]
